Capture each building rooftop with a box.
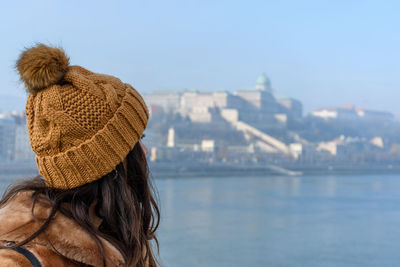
[256,73,270,86]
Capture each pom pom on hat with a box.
[17,44,70,94]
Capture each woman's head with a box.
[0,44,160,266]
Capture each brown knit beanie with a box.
[16,44,149,189]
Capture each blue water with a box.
[2,174,400,266]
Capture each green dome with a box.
[256,73,270,85]
[255,73,271,91]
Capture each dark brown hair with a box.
[0,142,160,267]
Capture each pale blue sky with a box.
[1,0,399,115]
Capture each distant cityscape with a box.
[2,74,400,177]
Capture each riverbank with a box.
[1,160,400,180]
[150,162,400,178]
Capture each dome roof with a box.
[256,73,270,85]
[255,73,271,91]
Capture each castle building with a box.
[234,74,277,113]
[143,91,181,113]
[145,74,303,129]
[276,97,303,120]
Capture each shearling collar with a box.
[0,191,125,266]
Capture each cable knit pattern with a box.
[24,65,149,189]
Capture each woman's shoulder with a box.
[0,190,36,211]
[0,247,33,267]
[0,190,125,266]
[0,191,45,239]
[0,191,69,266]
[0,191,44,266]
[0,240,86,267]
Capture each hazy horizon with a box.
[1,1,400,115]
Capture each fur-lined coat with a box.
[0,191,124,266]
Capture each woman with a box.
[0,44,159,266]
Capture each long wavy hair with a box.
[0,141,160,267]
